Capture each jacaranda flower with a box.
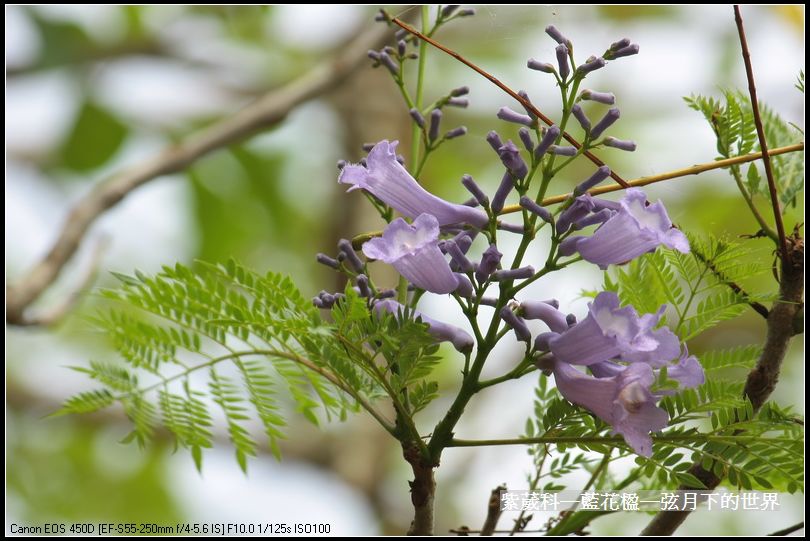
[551,359,668,456]
[339,140,488,228]
[362,213,460,294]
[548,291,681,367]
[559,189,689,268]
[374,299,474,352]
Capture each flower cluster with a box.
[313,23,701,457]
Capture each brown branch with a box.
[480,484,506,536]
[389,16,630,188]
[13,236,110,327]
[641,231,803,536]
[6,17,400,326]
[769,521,804,536]
[733,5,789,260]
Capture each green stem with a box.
[410,5,430,172]
[730,165,778,241]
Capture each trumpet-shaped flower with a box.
[339,140,488,228]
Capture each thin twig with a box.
[389,16,630,188]
[768,521,804,536]
[6,17,402,326]
[349,143,804,248]
[480,484,506,536]
[692,244,770,320]
[733,5,789,260]
[13,236,110,327]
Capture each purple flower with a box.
[486,131,504,152]
[362,214,460,294]
[559,189,690,268]
[556,44,570,81]
[445,126,468,139]
[548,291,681,368]
[520,300,568,333]
[429,109,442,141]
[461,174,489,207]
[575,165,611,195]
[667,347,705,389]
[497,140,528,179]
[579,89,616,105]
[577,56,606,75]
[556,193,597,234]
[571,104,591,132]
[409,108,426,128]
[475,244,502,282]
[535,125,561,159]
[552,359,668,456]
[497,106,534,127]
[518,128,534,153]
[501,307,532,343]
[339,140,488,228]
[519,196,553,224]
[604,137,637,152]
[374,299,474,352]
[550,145,578,156]
[527,59,556,73]
[590,107,621,140]
[491,171,515,215]
[545,25,571,48]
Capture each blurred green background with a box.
[6,5,804,535]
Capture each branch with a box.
[349,144,804,248]
[733,5,789,260]
[769,522,804,536]
[6,17,400,326]
[641,230,803,535]
[480,484,506,536]
[389,16,630,188]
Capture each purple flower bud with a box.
[480,297,499,307]
[535,125,560,159]
[379,52,399,76]
[556,44,570,80]
[374,299,474,352]
[575,165,611,195]
[316,253,340,269]
[447,97,469,108]
[429,109,442,142]
[356,274,372,297]
[367,50,380,61]
[491,171,515,214]
[604,137,637,151]
[534,332,558,352]
[556,194,597,235]
[545,25,571,47]
[409,108,426,128]
[517,90,537,119]
[571,104,591,132]
[362,143,375,152]
[382,46,396,56]
[312,297,325,309]
[374,11,387,22]
[458,8,475,17]
[476,244,502,282]
[445,240,474,273]
[397,40,407,57]
[501,307,532,343]
[527,58,556,73]
[550,145,578,156]
[492,266,534,281]
[609,38,631,51]
[338,238,364,272]
[359,158,367,167]
[497,140,528,179]
[445,126,468,140]
[573,208,613,230]
[461,174,489,207]
[498,221,525,234]
[377,289,396,299]
[441,5,460,18]
[450,85,470,97]
[337,159,347,170]
[453,230,474,253]
[520,300,568,333]
[566,313,577,326]
[519,196,553,223]
[395,29,407,41]
[518,127,534,153]
[609,44,640,59]
[579,89,616,105]
[590,108,621,139]
[577,56,606,75]
[486,130,504,152]
[497,106,534,127]
[454,273,474,297]
[462,197,478,207]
